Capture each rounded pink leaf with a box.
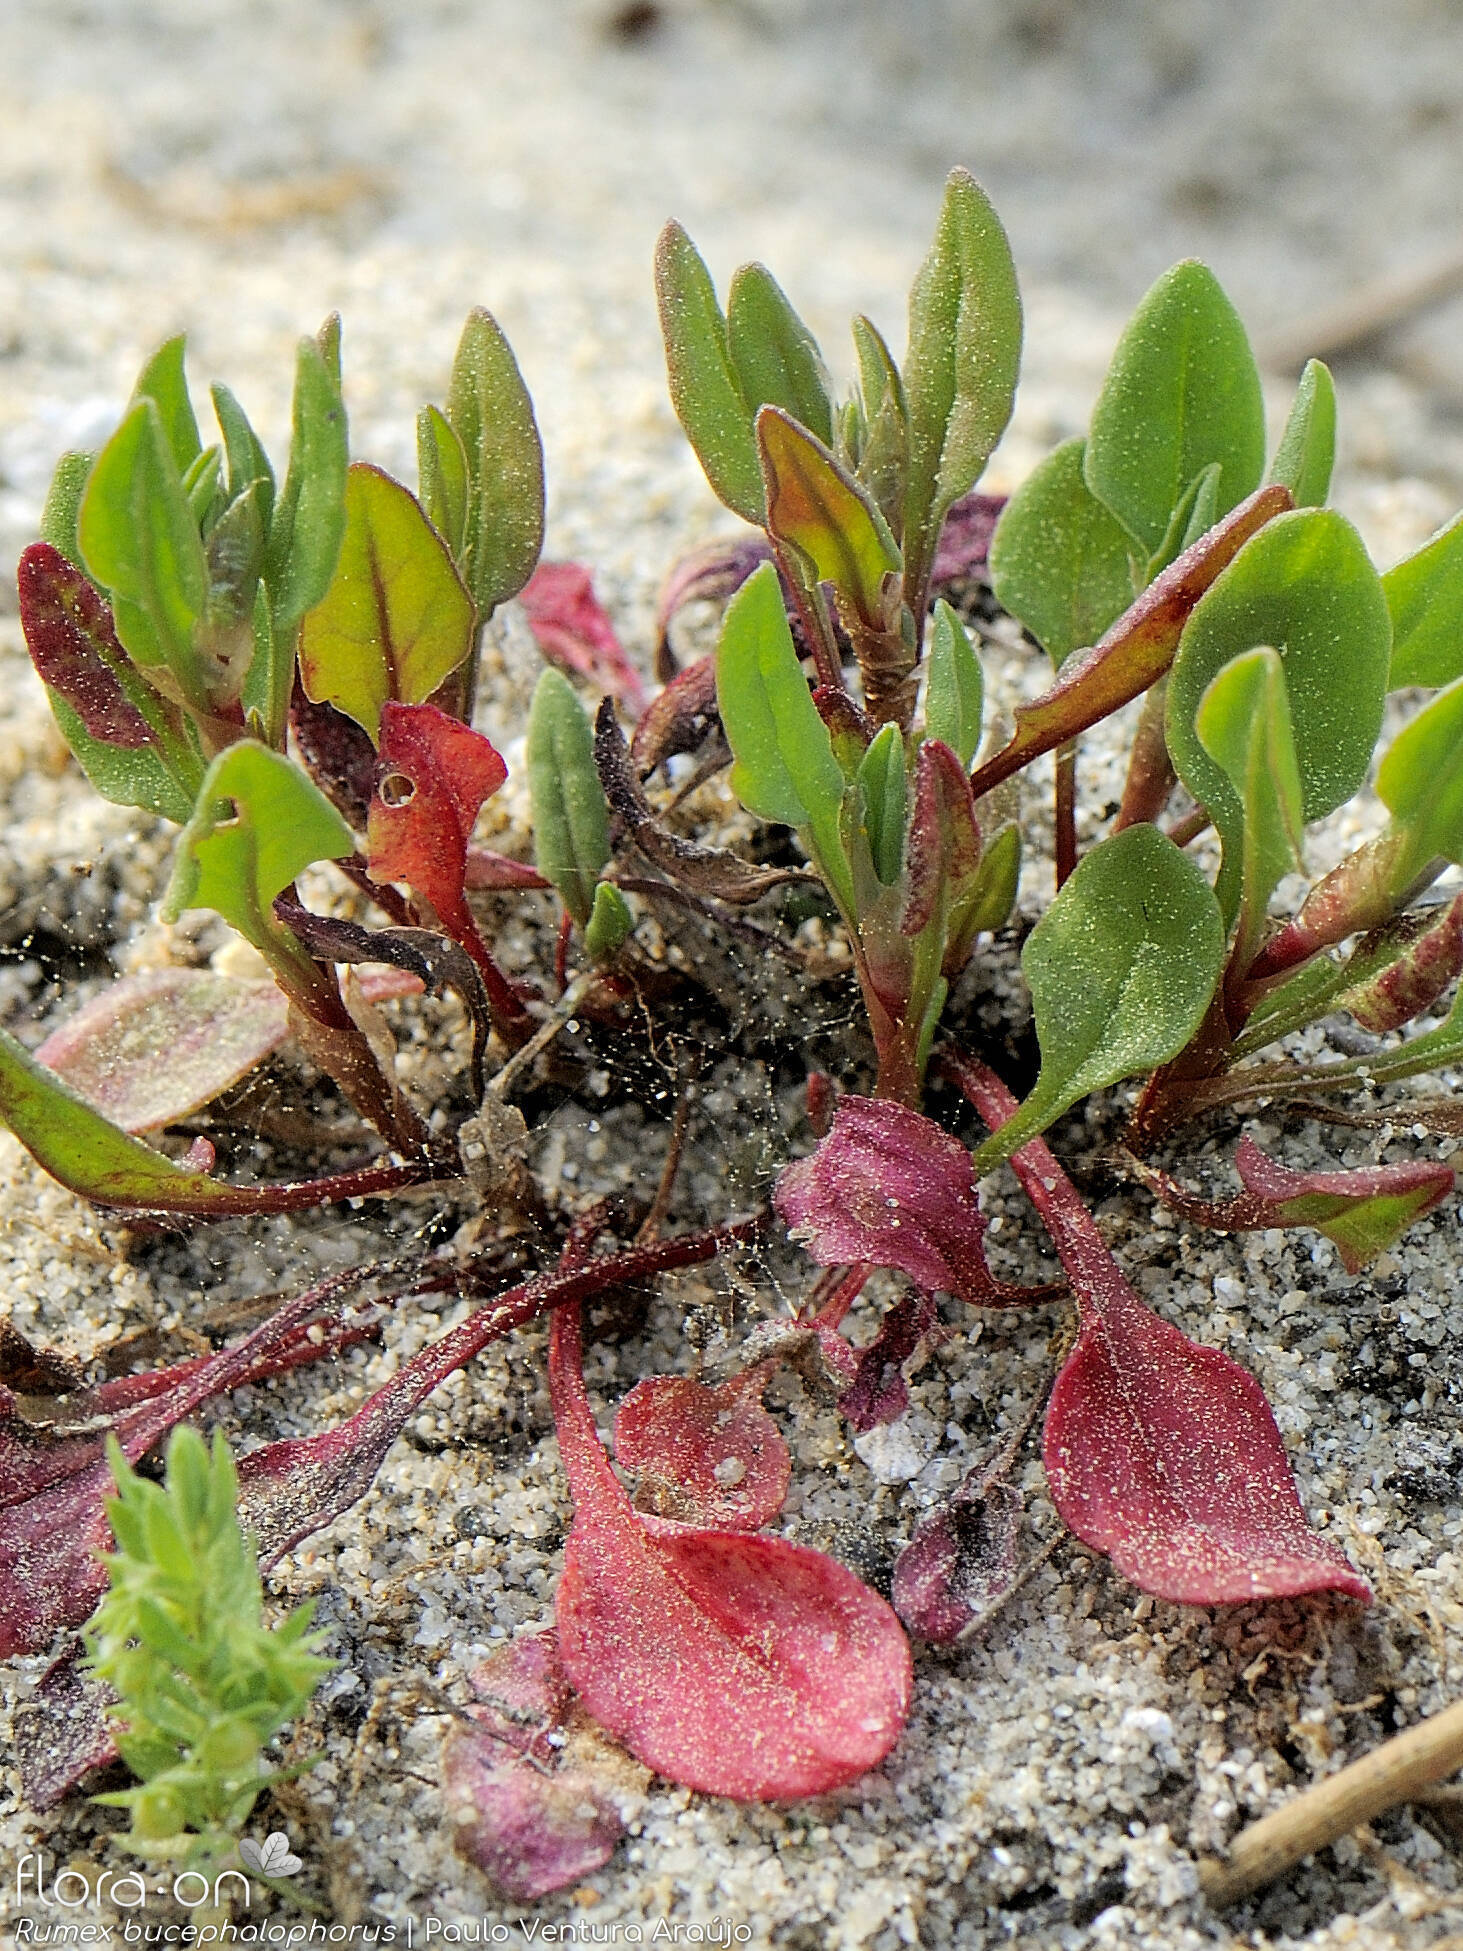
[551,1304,911,1801]
[613,1365,790,1529]
[775,1095,1000,1303]
[34,968,288,1131]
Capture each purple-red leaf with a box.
[838,1292,942,1434]
[551,1300,911,1800]
[520,561,647,714]
[15,1642,120,1810]
[17,543,154,748]
[892,1465,1021,1644]
[901,739,983,944]
[0,1264,387,1657]
[653,535,771,680]
[929,490,1006,592]
[943,1051,1372,1606]
[442,1632,631,1901]
[1136,1136,1454,1276]
[630,652,721,774]
[1341,893,1463,1033]
[775,1095,1008,1306]
[613,1364,790,1529]
[34,967,289,1132]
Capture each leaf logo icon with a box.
[238,1832,303,1877]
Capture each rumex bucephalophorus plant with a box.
[4,166,1462,1897]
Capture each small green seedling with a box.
[86,1428,332,1875]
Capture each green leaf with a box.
[163,741,354,948]
[902,169,1022,599]
[726,263,834,446]
[131,336,202,476]
[40,451,96,572]
[1376,676,1463,875]
[857,722,907,885]
[957,819,1020,938]
[583,880,635,962]
[78,399,210,706]
[1268,358,1336,509]
[654,221,763,525]
[417,403,470,559]
[1383,511,1463,688]
[1149,462,1222,579]
[757,406,900,628]
[210,383,275,531]
[971,825,1224,1173]
[182,445,224,532]
[850,314,908,531]
[527,668,612,927]
[988,437,1134,666]
[1195,646,1305,932]
[297,462,475,744]
[444,308,545,614]
[1168,509,1389,853]
[0,1020,318,1216]
[715,561,853,911]
[254,337,349,745]
[1085,261,1265,557]
[316,310,343,385]
[923,600,984,766]
[49,693,196,825]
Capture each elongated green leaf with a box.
[211,382,275,532]
[727,263,834,447]
[1196,646,1304,931]
[655,222,763,524]
[1376,676,1463,877]
[903,169,1022,599]
[182,445,223,531]
[1085,261,1265,556]
[1150,463,1221,580]
[445,308,545,614]
[583,880,635,963]
[923,600,984,766]
[131,336,202,475]
[0,1021,305,1215]
[527,667,611,927]
[971,825,1223,1172]
[1268,359,1335,509]
[857,723,907,885]
[1168,510,1389,855]
[850,314,908,530]
[1384,511,1463,688]
[297,462,475,744]
[40,451,96,572]
[715,562,853,912]
[253,337,349,744]
[988,437,1134,667]
[758,406,900,628]
[417,403,470,559]
[163,742,354,947]
[78,399,210,705]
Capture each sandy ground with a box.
[3,3,1463,1947]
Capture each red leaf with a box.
[837,1292,943,1434]
[442,1632,628,1901]
[901,740,983,941]
[613,1364,790,1529]
[17,543,154,748]
[943,1051,1372,1607]
[15,1642,120,1809]
[365,701,529,1034]
[520,562,646,714]
[550,1300,911,1800]
[652,535,770,680]
[776,1095,1011,1306]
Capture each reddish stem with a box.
[1054,740,1077,890]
